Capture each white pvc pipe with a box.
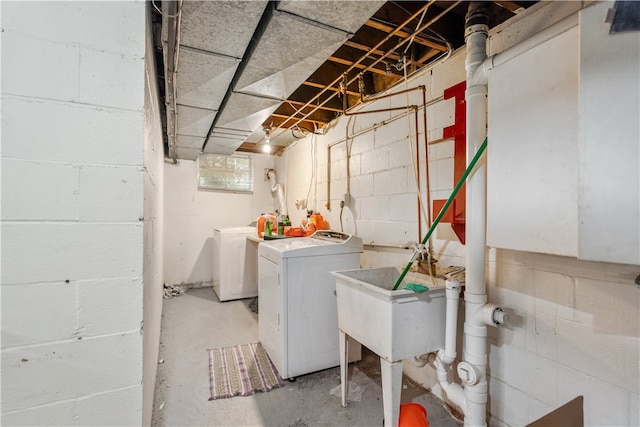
[267,169,286,215]
[471,12,579,87]
[464,21,489,427]
[435,356,466,411]
[442,279,461,364]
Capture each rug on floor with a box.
[207,342,285,400]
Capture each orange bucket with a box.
[399,403,429,427]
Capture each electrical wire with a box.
[305,132,316,211]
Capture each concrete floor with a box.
[151,287,463,426]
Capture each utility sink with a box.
[332,267,447,427]
[332,266,446,362]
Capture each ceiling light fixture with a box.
[262,126,272,154]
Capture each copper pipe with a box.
[344,105,416,116]
[415,107,422,240]
[271,0,438,137]
[272,1,461,138]
[421,85,433,256]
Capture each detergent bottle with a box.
[257,214,267,237]
[257,213,277,238]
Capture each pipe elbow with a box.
[437,348,456,366]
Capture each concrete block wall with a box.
[1,2,146,425]
[142,5,165,426]
[276,2,639,426]
[163,154,275,286]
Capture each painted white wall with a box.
[1,1,146,425]
[275,2,639,426]
[142,6,165,426]
[163,154,275,285]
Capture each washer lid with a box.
[259,231,363,258]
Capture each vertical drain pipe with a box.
[463,3,491,426]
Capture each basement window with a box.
[198,153,253,193]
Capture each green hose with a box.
[392,137,488,291]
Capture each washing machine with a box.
[258,230,363,379]
[212,226,258,301]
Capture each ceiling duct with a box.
[162,1,385,160]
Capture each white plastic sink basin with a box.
[332,267,446,362]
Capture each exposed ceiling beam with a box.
[343,40,425,66]
[364,19,448,52]
[270,113,326,126]
[328,56,399,76]
[286,99,343,114]
[303,80,360,97]
[415,48,442,64]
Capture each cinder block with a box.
[488,378,535,427]
[361,146,389,174]
[77,386,142,426]
[429,98,456,131]
[1,223,143,285]
[1,282,77,348]
[348,154,361,176]
[330,158,348,180]
[533,270,570,316]
[389,193,418,221]
[359,196,390,221]
[389,139,412,169]
[1,97,144,165]
[78,47,144,110]
[0,399,76,426]
[77,278,142,337]
[375,220,418,244]
[430,158,454,192]
[557,365,632,427]
[349,174,373,198]
[373,122,407,147]
[574,277,639,336]
[0,333,142,412]
[79,165,143,222]
[1,1,145,57]
[1,158,79,221]
[428,139,454,161]
[531,311,558,361]
[373,167,408,196]
[430,51,465,97]
[2,33,77,101]
[491,344,558,405]
[349,133,375,156]
[556,313,637,391]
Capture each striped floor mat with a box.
[207,342,285,400]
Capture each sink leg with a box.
[380,358,402,427]
[339,330,349,407]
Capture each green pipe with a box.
[392,137,488,291]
